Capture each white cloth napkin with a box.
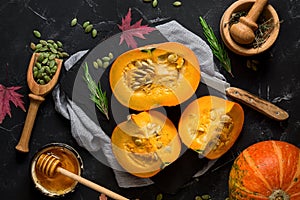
[53,20,224,188]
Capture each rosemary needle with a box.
[199,16,233,77]
[83,62,109,120]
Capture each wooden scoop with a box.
[36,154,129,200]
[15,53,62,153]
[230,0,268,44]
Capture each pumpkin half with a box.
[229,140,300,200]
[109,42,201,111]
[111,111,181,178]
[178,96,244,160]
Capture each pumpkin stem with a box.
[269,190,290,200]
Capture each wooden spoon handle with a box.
[57,167,129,200]
[15,93,45,153]
[226,87,289,121]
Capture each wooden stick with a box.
[57,167,129,200]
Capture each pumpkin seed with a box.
[92,29,97,38]
[53,43,58,49]
[30,42,36,50]
[103,61,109,68]
[39,40,48,46]
[33,71,38,78]
[61,52,69,58]
[33,30,41,38]
[44,75,51,83]
[156,193,163,200]
[50,47,57,54]
[96,59,103,68]
[38,47,49,52]
[102,56,110,62]
[195,196,202,200]
[56,40,63,48]
[71,18,77,26]
[42,57,48,64]
[108,52,114,59]
[173,1,182,6]
[82,21,90,29]
[152,0,158,7]
[39,79,45,85]
[93,61,99,69]
[49,60,56,68]
[49,54,56,60]
[85,24,93,33]
[37,54,44,62]
[47,39,54,44]
[143,0,152,2]
[201,194,211,200]
[35,43,43,49]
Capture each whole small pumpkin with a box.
[229,140,300,200]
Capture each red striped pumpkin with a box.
[229,140,300,200]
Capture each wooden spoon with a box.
[36,154,129,200]
[15,53,62,153]
[230,0,268,44]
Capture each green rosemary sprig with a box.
[199,16,233,77]
[83,62,109,120]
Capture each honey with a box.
[31,143,83,197]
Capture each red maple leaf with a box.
[0,84,26,124]
[118,8,156,49]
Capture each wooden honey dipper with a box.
[36,154,129,200]
[230,0,268,44]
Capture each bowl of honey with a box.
[31,143,83,197]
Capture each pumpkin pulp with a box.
[111,111,181,178]
[109,42,201,111]
[178,96,244,160]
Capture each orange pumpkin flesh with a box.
[109,42,201,111]
[229,140,300,200]
[111,111,181,178]
[178,96,244,160]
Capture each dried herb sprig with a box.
[83,63,109,120]
[199,16,233,77]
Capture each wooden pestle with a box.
[230,0,268,44]
[36,154,130,200]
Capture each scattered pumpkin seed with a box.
[152,0,158,7]
[156,193,163,200]
[85,24,93,33]
[201,194,211,200]
[93,61,99,69]
[61,52,70,58]
[108,52,114,59]
[35,43,43,49]
[71,18,77,26]
[173,1,182,6]
[96,59,103,67]
[33,30,41,38]
[102,56,110,62]
[82,21,90,29]
[195,196,202,200]
[92,29,97,38]
[103,61,110,68]
[47,39,54,44]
